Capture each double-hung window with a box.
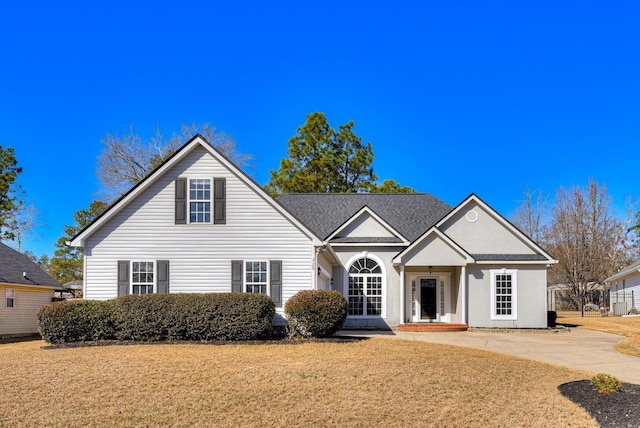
[6,288,15,308]
[490,269,517,320]
[132,261,154,295]
[189,179,211,223]
[245,261,268,294]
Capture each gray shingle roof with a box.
[277,193,452,241]
[0,243,60,288]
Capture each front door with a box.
[420,278,437,320]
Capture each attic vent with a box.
[465,210,478,223]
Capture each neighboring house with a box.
[606,259,640,315]
[0,243,61,336]
[71,135,557,329]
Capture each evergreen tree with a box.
[267,112,378,195]
[49,200,108,284]
[0,145,22,236]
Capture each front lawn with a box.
[0,338,596,427]
[558,316,640,358]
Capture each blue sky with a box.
[1,1,639,257]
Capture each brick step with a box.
[397,323,468,332]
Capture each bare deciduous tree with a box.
[97,123,252,201]
[546,180,628,309]
[2,202,39,252]
[511,187,549,245]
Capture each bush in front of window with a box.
[284,290,348,338]
[38,293,276,343]
[110,293,276,341]
[38,300,115,343]
[109,294,175,341]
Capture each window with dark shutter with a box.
[214,178,226,224]
[117,260,130,296]
[231,260,243,293]
[175,178,187,224]
[157,260,170,293]
[270,260,282,306]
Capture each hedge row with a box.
[38,293,275,343]
[284,290,348,338]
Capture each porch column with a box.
[461,265,467,324]
[399,264,405,324]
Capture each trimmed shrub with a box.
[109,294,175,341]
[590,373,622,394]
[38,293,275,344]
[38,300,115,343]
[285,290,348,338]
[110,293,275,341]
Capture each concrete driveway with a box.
[341,328,640,384]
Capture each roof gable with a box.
[71,135,322,247]
[326,206,409,245]
[437,194,556,263]
[0,243,60,288]
[393,228,474,266]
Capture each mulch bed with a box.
[559,380,640,427]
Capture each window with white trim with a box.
[245,261,268,294]
[132,261,154,295]
[6,288,15,308]
[490,269,517,320]
[348,256,384,316]
[189,178,211,223]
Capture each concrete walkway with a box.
[340,328,640,384]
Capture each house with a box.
[606,259,640,315]
[71,135,557,329]
[0,243,61,336]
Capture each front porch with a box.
[398,323,468,332]
[399,265,468,327]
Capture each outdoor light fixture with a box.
[428,266,433,274]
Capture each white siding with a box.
[0,286,52,336]
[83,146,315,315]
[609,270,640,314]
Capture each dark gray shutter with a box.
[175,178,187,224]
[231,260,243,293]
[157,260,169,294]
[214,178,226,224]
[117,260,130,296]
[270,260,282,306]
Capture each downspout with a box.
[313,247,320,290]
[461,265,467,325]
[399,264,405,324]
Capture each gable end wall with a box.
[83,147,315,314]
